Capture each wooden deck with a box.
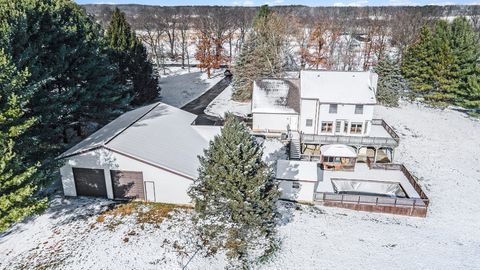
[301,119,400,148]
[314,161,430,217]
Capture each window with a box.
[321,122,333,133]
[335,121,342,133]
[306,119,313,127]
[323,156,334,163]
[350,123,363,134]
[329,104,338,114]
[355,105,364,114]
[343,121,349,133]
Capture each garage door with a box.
[110,170,144,200]
[73,168,108,198]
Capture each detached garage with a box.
[59,102,220,205]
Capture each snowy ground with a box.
[204,85,251,118]
[158,67,223,108]
[1,102,480,269]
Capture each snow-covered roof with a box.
[320,144,357,158]
[60,102,220,179]
[300,70,377,104]
[252,79,300,114]
[276,160,320,182]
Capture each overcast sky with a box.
[74,0,480,6]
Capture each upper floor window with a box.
[305,119,313,127]
[355,105,364,114]
[350,123,363,134]
[321,122,333,133]
[329,104,338,114]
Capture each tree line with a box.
[0,1,159,231]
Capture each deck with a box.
[314,162,430,217]
[301,119,400,148]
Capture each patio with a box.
[276,159,430,217]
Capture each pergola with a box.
[320,144,357,171]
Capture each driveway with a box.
[181,75,232,125]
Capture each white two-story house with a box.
[251,70,399,163]
[299,70,377,137]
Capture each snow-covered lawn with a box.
[159,67,223,108]
[1,102,479,269]
[204,85,251,118]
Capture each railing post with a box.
[394,198,397,207]
[375,197,378,205]
[412,199,416,209]
[341,194,344,203]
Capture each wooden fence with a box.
[315,160,430,217]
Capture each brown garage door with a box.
[73,168,108,198]
[110,170,144,200]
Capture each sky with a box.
[74,0,480,6]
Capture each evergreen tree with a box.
[0,0,131,184]
[375,56,405,107]
[232,5,286,101]
[232,32,259,101]
[450,17,480,108]
[105,8,159,105]
[402,18,480,107]
[0,50,47,232]
[188,114,280,269]
[401,26,436,98]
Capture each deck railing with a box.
[301,119,400,148]
[315,160,430,217]
[314,192,428,208]
[366,157,430,207]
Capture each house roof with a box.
[300,70,377,104]
[252,79,300,114]
[320,144,357,158]
[60,102,220,179]
[276,160,320,182]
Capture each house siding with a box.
[252,113,299,132]
[60,148,193,205]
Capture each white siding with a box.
[252,113,299,132]
[60,148,193,205]
[278,180,316,202]
[300,99,317,134]
[299,101,375,136]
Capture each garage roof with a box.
[300,70,377,104]
[252,79,300,114]
[276,160,320,182]
[60,103,221,179]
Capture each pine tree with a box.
[105,7,159,104]
[402,18,480,107]
[0,0,131,184]
[232,5,287,101]
[375,56,405,107]
[402,25,436,99]
[188,114,280,269]
[0,50,47,232]
[450,17,480,108]
[232,32,259,101]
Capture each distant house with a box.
[59,103,220,205]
